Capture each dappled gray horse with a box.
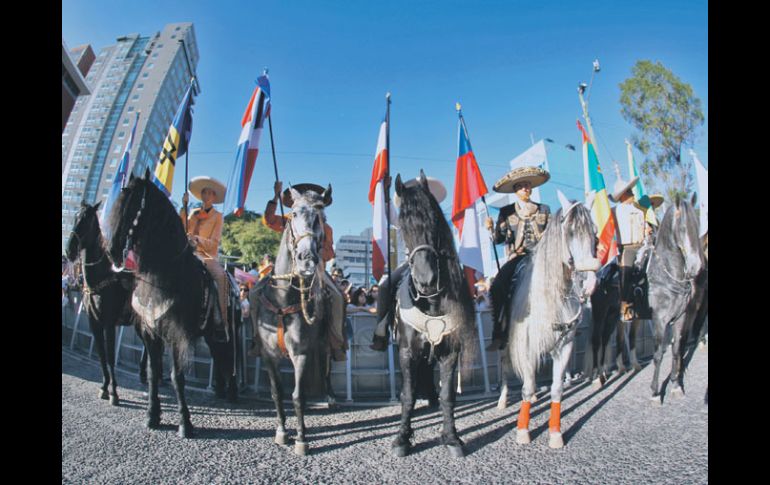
[647,195,706,404]
[249,186,334,456]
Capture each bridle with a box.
[270,206,325,324]
[406,243,444,301]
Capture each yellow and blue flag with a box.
[153,79,195,197]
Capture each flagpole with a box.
[184,78,194,233]
[457,104,500,272]
[578,60,601,198]
[385,92,392,286]
[263,69,286,220]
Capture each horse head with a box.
[66,200,102,262]
[396,171,445,299]
[286,185,330,277]
[557,197,600,299]
[107,169,152,270]
[667,195,705,279]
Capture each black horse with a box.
[390,171,477,458]
[647,195,706,403]
[65,201,135,405]
[108,170,236,437]
[249,185,336,456]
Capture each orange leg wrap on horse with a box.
[517,401,531,430]
[549,402,561,432]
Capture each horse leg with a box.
[628,319,642,372]
[438,350,464,458]
[650,322,665,404]
[144,334,163,429]
[392,349,417,457]
[90,321,110,400]
[265,358,288,446]
[516,371,537,445]
[548,341,574,449]
[291,353,309,456]
[590,313,603,388]
[169,342,194,438]
[139,342,148,384]
[105,323,119,405]
[324,347,337,409]
[668,320,687,398]
[615,318,628,375]
[497,353,510,409]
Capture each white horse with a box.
[497,196,599,448]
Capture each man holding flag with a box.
[484,166,551,350]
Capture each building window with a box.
[123,118,129,125]
[132,94,139,100]
[127,106,134,112]
[118,132,125,139]
[114,144,122,153]
[171,34,176,39]
[142,72,149,78]
[110,158,118,167]
[137,83,144,89]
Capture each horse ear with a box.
[144,168,152,181]
[557,189,572,214]
[93,201,102,211]
[418,169,429,190]
[129,171,135,183]
[289,187,302,204]
[691,192,698,207]
[322,184,333,207]
[395,174,404,196]
[80,200,87,208]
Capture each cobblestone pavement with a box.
[62,345,708,484]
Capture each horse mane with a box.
[107,176,191,273]
[397,184,467,303]
[507,204,592,377]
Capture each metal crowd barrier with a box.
[62,290,661,401]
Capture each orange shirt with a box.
[180,206,222,260]
[263,200,335,263]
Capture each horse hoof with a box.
[617,366,627,375]
[109,394,119,406]
[177,424,194,439]
[99,390,109,400]
[294,441,308,456]
[275,431,288,445]
[146,416,161,429]
[548,431,564,449]
[591,379,602,390]
[326,397,337,410]
[496,399,508,410]
[516,429,531,444]
[392,444,410,458]
[671,387,685,398]
[650,395,662,406]
[446,444,465,458]
[632,363,642,373]
[698,341,707,351]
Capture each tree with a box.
[619,60,704,201]
[220,210,281,264]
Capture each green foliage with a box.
[220,210,281,264]
[619,60,704,201]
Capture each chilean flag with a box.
[226,74,271,217]
[369,118,392,282]
[451,110,489,294]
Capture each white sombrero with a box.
[189,176,226,204]
[649,194,664,209]
[493,166,550,193]
[608,176,639,202]
[394,176,447,208]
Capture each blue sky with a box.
[63,0,708,237]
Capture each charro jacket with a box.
[492,201,550,259]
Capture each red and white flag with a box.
[451,109,489,295]
[368,118,393,282]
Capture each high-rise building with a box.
[61,23,200,251]
[62,40,93,131]
[335,228,406,288]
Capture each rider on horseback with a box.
[248,180,347,361]
[609,175,654,322]
[484,166,551,351]
[180,176,230,342]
